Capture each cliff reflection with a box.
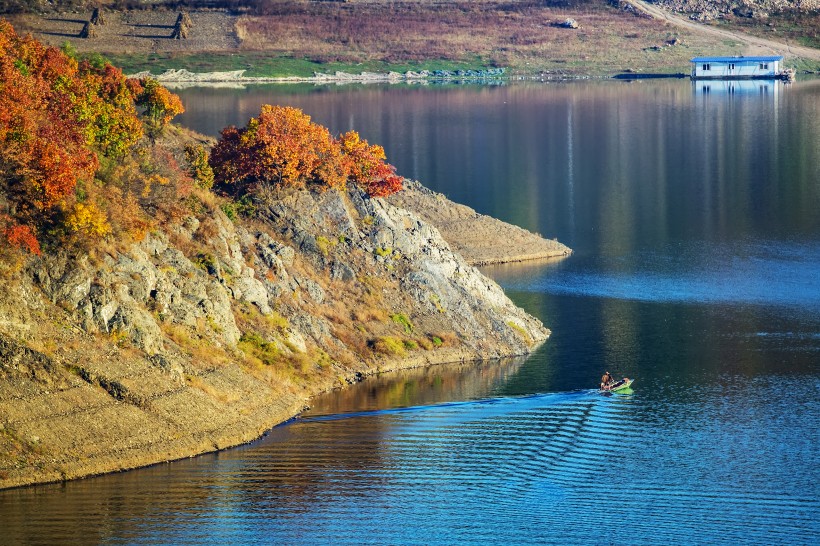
[308,357,528,416]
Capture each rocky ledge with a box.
[390,181,571,266]
[0,180,569,490]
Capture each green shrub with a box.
[316,235,335,256]
[185,144,215,189]
[220,195,256,222]
[390,313,413,334]
[373,336,406,356]
[239,331,280,366]
[193,252,218,275]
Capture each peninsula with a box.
[0,25,569,489]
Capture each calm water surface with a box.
[2,79,819,544]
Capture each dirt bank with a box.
[622,0,820,61]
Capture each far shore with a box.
[128,68,512,86]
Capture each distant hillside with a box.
[4,1,818,76]
[655,0,818,18]
[3,0,817,16]
[651,0,820,50]
[0,0,609,15]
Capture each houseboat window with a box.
[729,63,735,70]
[702,63,711,71]
[759,63,768,70]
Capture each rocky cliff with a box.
[0,181,564,490]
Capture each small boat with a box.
[601,378,633,393]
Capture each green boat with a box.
[601,378,633,393]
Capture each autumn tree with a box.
[209,105,403,199]
[1,21,98,246]
[0,21,185,254]
[132,78,185,137]
[210,105,346,194]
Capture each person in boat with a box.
[601,371,614,389]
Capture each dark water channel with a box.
[2,79,819,544]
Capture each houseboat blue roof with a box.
[690,56,783,63]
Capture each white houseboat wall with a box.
[691,56,783,79]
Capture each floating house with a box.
[690,56,783,79]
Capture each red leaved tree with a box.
[0,21,184,254]
[339,130,403,197]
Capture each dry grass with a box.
[8,2,761,76]
[185,374,235,404]
[235,1,742,74]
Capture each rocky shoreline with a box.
[0,179,569,491]
[128,68,508,87]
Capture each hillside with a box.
[8,0,819,78]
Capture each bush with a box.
[390,313,413,335]
[0,23,184,254]
[210,105,346,194]
[373,336,406,356]
[209,105,403,199]
[185,144,215,189]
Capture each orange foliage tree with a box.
[0,21,183,254]
[131,78,185,137]
[210,105,403,199]
[339,130,403,197]
[210,105,346,193]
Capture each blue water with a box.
[2,79,819,544]
[499,240,820,308]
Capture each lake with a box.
[2,79,819,544]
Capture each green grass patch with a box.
[507,320,533,346]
